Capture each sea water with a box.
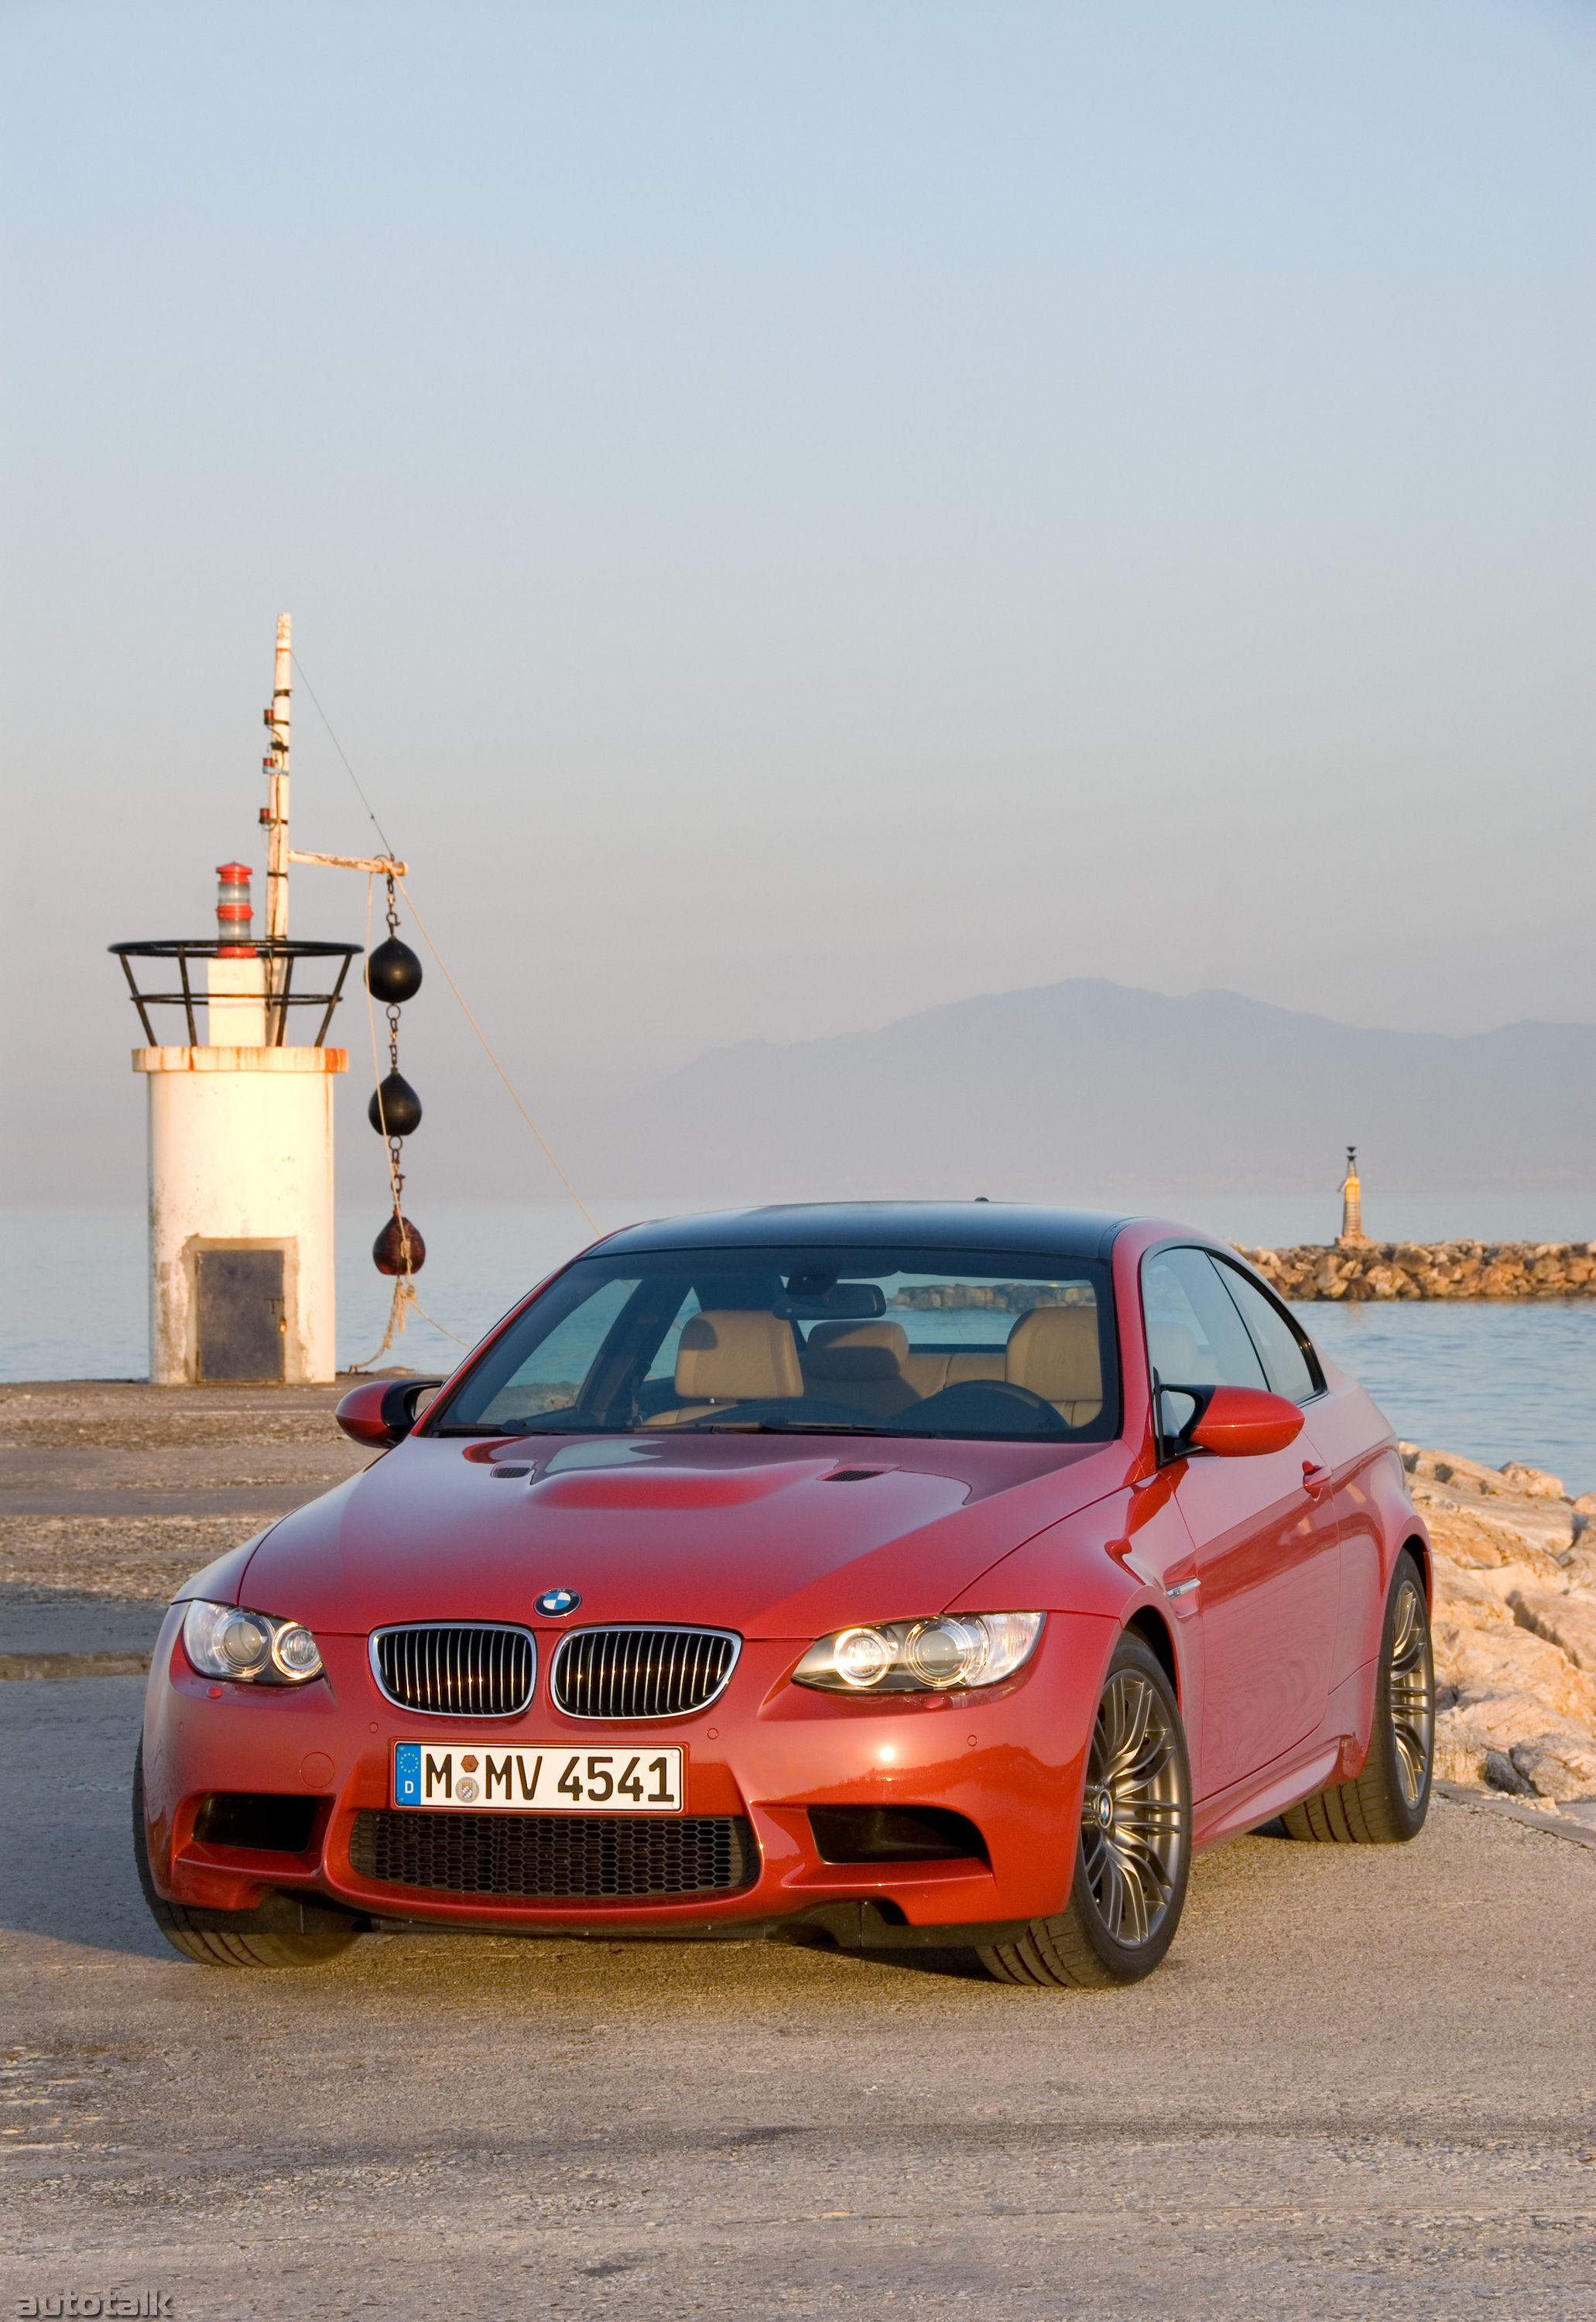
[4,1197,1594,1493]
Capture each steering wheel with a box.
[896,1379,1069,1437]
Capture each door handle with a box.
[1302,1462,1332,1498]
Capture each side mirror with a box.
[1188,1385,1304,1457]
[335,1376,447,1450]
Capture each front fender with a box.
[169,1526,281,1608]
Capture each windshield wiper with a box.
[762,1420,889,1434]
[680,1420,889,1436]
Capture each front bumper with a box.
[140,1608,1117,1937]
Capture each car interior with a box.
[437,1250,1120,1441]
[642,1303,1105,1431]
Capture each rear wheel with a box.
[132,1743,363,1968]
[1282,1549,1433,1845]
[978,1634,1190,1988]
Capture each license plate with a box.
[392,1742,683,1813]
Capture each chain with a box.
[379,875,409,1244]
[350,870,467,1370]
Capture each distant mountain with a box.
[563,978,1596,1198]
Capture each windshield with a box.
[430,1244,1119,1442]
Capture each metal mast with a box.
[262,613,291,1037]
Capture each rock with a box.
[1485,1747,1536,1796]
[1411,1485,1572,1572]
[1429,1497,1596,1823]
[1478,1262,1525,1295]
[1433,1730,1501,1788]
[1499,1461,1566,1498]
[1509,1736,1596,1801]
[1255,1239,1596,1300]
[1404,1446,1503,1495]
[1510,1590,1596,1674]
[1556,1546,1596,1593]
[1432,1554,1517,1625]
[1361,1263,1410,1300]
[1430,1610,1596,1733]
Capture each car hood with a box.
[238,1430,1129,1638]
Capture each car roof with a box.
[590,1201,1135,1265]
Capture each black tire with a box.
[1282,1548,1433,1845]
[132,1742,364,1968]
[978,1634,1191,1988]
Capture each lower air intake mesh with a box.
[348,1810,757,1899]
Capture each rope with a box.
[396,875,598,1231]
[288,656,600,1361]
[347,1274,468,1373]
[293,659,596,1229]
[290,652,398,858]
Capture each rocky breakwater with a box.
[1237,1241,1596,1301]
[1409,1446,1596,1822]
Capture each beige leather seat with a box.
[1005,1306,1104,1426]
[900,1348,1007,1399]
[803,1324,1009,1413]
[802,1320,920,1419]
[646,1310,803,1426]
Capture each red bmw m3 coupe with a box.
[134,1204,1435,1985]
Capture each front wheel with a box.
[132,1743,364,1968]
[1282,1548,1433,1845]
[978,1634,1191,1988]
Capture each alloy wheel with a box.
[1080,1670,1186,1947]
[1386,1575,1434,1808]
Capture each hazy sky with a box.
[4,0,1591,1204]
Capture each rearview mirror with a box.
[1188,1385,1304,1457]
[335,1376,447,1450]
[778,1281,887,1320]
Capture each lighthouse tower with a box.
[1337,1146,1371,1249]
[113,618,361,1385]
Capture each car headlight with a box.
[182,1599,324,1685]
[793,1611,1043,1694]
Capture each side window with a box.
[475,1277,639,1425]
[1141,1248,1267,1392]
[1215,1262,1320,1404]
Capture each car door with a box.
[1142,1247,1341,1799]
[1218,1259,1387,1699]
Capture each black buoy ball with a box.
[373,1214,426,1276]
[366,937,423,1004]
[368,1071,423,1137]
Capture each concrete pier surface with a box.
[0,1380,372,1656]
[2,1385,1594,2318]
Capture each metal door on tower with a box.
[195,1247,286,1382]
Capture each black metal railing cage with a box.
[109,940,364,1048]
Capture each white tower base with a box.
[134,1045,348,1385]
